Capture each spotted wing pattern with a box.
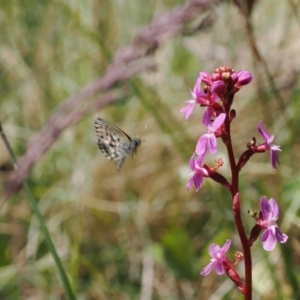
[94,118,141,170]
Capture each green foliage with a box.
[162,228,198,280]
[0,0,299,299]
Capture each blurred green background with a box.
[0,0,299,299]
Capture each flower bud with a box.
[229,109,236,121]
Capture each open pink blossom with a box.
[186,153,208,192]
[196,113,226,156]
[180,77,209,119]
[257,121,281,170]
[201,239,232,276]
[259,196,288,251]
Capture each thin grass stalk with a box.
[0,121,75,300]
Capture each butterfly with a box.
[94,118,141,170]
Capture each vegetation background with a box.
[0,0,299,299]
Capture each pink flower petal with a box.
[195,153,206,166]
[210,113,226,132]
[180,101,195,119]
[207,134,217,154]
[257,121,270,142]
[268,198,279,219]
[220,239,232,253]
[193,77,202,94]
[196,135,208,155]
[260,196,271,220]
[202,108,211,126]
[275,227,288,244]
[236,70,252,85]
[193,173,204,192]
[215,262,225,275]
[201,261,216,276]
[186,177,194,191]
[261,228,276,251]
[212,80,226,96]
[208,243,220,257]
[270,150,280,170]
[199,71,212,85]
[189,155,196,170]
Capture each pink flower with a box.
[212,80,226,97]
[257,121,281,170]
[259,196,288,251]
[180,77,209,120]
[186,153,209,192]
[200,71,226,98]
[196,113,226,156]
[199,71,213,85]
[201,239,232,276]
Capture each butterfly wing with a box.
[94,118,132,162]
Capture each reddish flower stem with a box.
[224,115,252,300]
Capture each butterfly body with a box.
[94,118,141,170]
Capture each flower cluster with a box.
[182,67,253,192]
[181,66,288,295]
